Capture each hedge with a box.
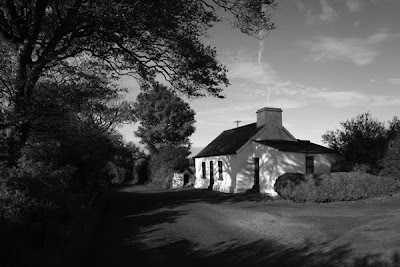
[274,172,400,203]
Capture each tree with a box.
[134,83,195,154]
[387,116,400,141]
[0,0,277,163]
[379,136,400,179]
[322,112,387,172]
[148,145,191,188]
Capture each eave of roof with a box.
[254,140,336,154]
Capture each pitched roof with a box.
[254,140,336,154]
[195,123,261,158]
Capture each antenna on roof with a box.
[233,120,242,128]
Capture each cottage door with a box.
[252,157,260,192]
[208,161,214,190]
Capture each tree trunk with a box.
[4,43,41,166]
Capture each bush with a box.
[380,136,400,179]
[105,162,126,184]
[0,160,76,224]
[274,172,399,203]
[351,163,371,173]
[147,145,190,189]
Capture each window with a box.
[306,156,314,174]
[201,162,206,179]
[218,161,223,180]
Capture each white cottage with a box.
[194,107,338,195]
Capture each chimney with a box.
[256,107,282,129]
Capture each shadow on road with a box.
[127,238,400,267]
[84,185,400,267]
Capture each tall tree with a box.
[134,83,195,154]
[0,0,277,163]
[322,112,387,171]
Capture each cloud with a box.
[295,1,305,11]
[303,30,399,66]
[228,57,400,109]
[389,78,400,85]
[345,0,362,12]
[297,0,338,24]
[319,0,338,22]
[228,60,278,85]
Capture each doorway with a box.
[208,161,214,190]
[252,157,260,192]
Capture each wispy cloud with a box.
[319,0,338,22]
[389,78,400,85]
[191,53,400,147]
[227,56,400,109]
[303,30,399,66]
[296,0,338,24]
[229,60,278,85]
[345,0,362,12]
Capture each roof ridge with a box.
[224,122,256,131]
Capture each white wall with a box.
[252,142,305,195]
[194,155,237,193]
[234,142,256,193]
[195,143,338,196]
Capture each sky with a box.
[117,0,400,155]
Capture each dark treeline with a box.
[323,112,400,176]
[0,1,277,266]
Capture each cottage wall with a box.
[194,107,339,195]
[251,142,304,195]
[195,145,338,195]
[312,153,337,173]
[233,141,305,194]
[194,155,237,193]
[233,142,256,193]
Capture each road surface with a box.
[84,185,400,266]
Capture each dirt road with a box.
[85,185,400,266]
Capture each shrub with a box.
[147,145,190,189]
[274,172,399,203]
[380,136,400,179]
[105,162,126,184]
[330,160,352,172]
[0,160,76,224]
[351,163,371,173]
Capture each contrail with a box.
[257,29,271,106]
[257,30,264,66]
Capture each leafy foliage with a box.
[134,83,196,154]
[322,112,390,173]
[0,0,276,97]
[274,172,399,203]
[380,136,400,179]
[0,0,277,164]
[0,161,74,223]
[0,81,142,265]
[147,145,191,189]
